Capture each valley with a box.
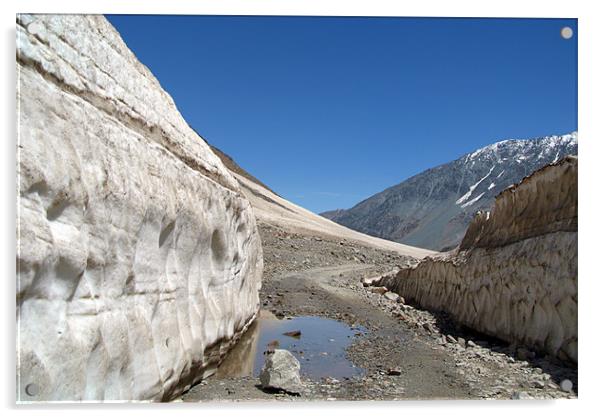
[182,223,577,401]
[16,14,578,404]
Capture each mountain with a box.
[321,132,578,251]
[209,145,434,259]
[376,156,578,363]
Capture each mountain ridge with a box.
[321,132,578,251]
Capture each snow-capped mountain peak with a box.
[322,132,577,251]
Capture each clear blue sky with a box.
[106,16,577,213]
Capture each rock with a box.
[398,296,406,305]
[387,368,402,376]
[16,14,263,402]
[511,391,532,400]
[457,337,466,348]
[533,380,545,389]
[283,330,302,338]
[446,335,458,344]
[560,379,573,392]
[467,340,477,348]
[383,291,400,302]
[422,323,436,334]
[369,287,388,295]
[259,349,303,394]
[361,276,380,287]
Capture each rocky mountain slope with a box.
[17,15,262,402]
[376,156,578,363]
[322,133,577,251]
[206,142,434,259]
[216,159,435,259]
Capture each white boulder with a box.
[259,349,303,394]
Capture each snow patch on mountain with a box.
[461,192,486,208]
[456,166,495,205]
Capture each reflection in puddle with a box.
[215,310,366,381]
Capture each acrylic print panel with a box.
[16,13,577,402]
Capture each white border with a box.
[3,1,600,417]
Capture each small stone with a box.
[383,291,400,302]
[511,391,532,400]
[467,340,476,348]
[369,287,388,295]
[361,276,380,287]
[446,335,457,344]
[422,323,435,333]
[457,337,466,348]
[560,379,573,392]
[387,367,402,376]
[533,380,545,389]
[398,296,406,304]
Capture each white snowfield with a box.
[456,166,495,206]
[17,15,263,402]
[465,132,576,163]
[233,173,436,259]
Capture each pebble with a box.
[533,380,545,389]
[446,335,458,344]
[387,367,402,376]
[384,291,400,302]
[511,391,532,400]
[369,287,388,295]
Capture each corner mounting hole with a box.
[25,383,39,397]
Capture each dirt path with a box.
[260,263,474,400]
[181,224,577,402]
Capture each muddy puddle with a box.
[215,310,366,381]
